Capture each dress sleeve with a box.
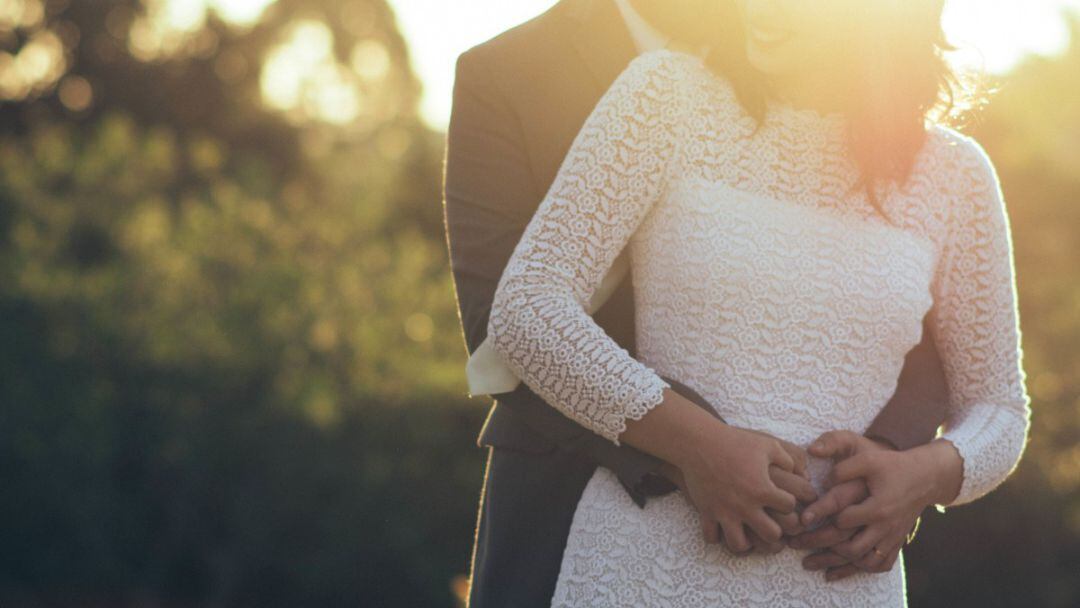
[929,135,1032,508]
[486,49,695,444]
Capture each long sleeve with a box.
[929,133,1032,508]
[486,49,696,444]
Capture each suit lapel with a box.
[564,0,639,92]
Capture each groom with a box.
[443,0,950,605]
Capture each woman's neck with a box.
[764,68,849,117]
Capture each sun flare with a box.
[388,0,1080,129]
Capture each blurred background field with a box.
[0,1,1077,606]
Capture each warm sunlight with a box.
[0,0,65,100]
[944,0,1080,73]
[153,0,276,29]
[389,0,1080,129]
[128,0,276,60]
[2,1,1076,605]
[260,19,363,125]
[125,0,389,125]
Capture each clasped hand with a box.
[666,426,944,581]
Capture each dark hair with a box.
[652,0,989,216]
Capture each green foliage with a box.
[0,0,466,415]
[0,315,485,606]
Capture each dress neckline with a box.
[763,97,849,150]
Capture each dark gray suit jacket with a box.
[442,0,950,605]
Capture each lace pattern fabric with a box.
[554,467,905,607]
[485,48,1031,606]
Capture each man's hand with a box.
[785,475,869,577]
[661,426,817,556]
[791,430,934,581]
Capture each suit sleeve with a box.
[444,49,539,355]
[444,46,686,496]
[862,315,950,451]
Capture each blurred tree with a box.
[0,0,463,414]
[896,16,1080,608]
[973,13,1080,516]
[1,1,470,606]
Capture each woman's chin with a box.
[745,46,798,79]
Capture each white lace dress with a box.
[486,48,1031,607]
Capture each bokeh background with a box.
[0,1,1076,606]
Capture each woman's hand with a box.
[663,457,817,556]
[797,430,963,577]
[670,421,818,556]
[619,389,816,556]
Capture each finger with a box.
[857,533,906,572]
[761,485,798,514]
[777,439,809,478]
[787,522,857,551]
[827,452,876,487]
[769,508,804,536]
[768,441,797,472]
[800,491,840,528]
[701,513,720,545]
[802,549,851,571]
[746,508,783,544]
[825,563,862,582]
[880,550,899,572]
[746,527,784,555]
[759,540,785,555]
[874,537,905,572]
[809,430,861,460]
[801,480,868,526]
[770,468,818,504]
[834,497,885,530]
[834,524,888,562]
[854,547,889,572]
[745,527,764,553]
[718,517,752,555]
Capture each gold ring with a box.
[872,547,886,558]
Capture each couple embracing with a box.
[442,1,1031,606]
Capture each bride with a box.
[485,0,1031,605]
